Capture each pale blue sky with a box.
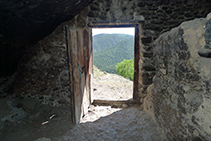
[92,27,135,36]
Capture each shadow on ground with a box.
[55,106,165,141]
[0,97,165,141]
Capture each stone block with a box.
[21,98,40,112]
[141,45,153,51]
[90,3,100,11]
[139,76,153,85]
[142,65,155,71]
[144,13,211,140]
[0,99,12,118]
[88,12,95,17]
[141,36,152,44]
[137,2,145,7]
[35,137,51,141]
[139,71,156,78]
[141,51,153,58]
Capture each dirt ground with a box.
[0,67,165,141]
[55,106,165,141]
[92,66,133,101]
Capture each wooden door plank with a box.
[71,29,82,124]
[67,28,93,124]
[89,29,93,103]
[83,29,91,115]
[133,26,139,100]
[79,29,87,117]
[77,29,84,123]
[66,27,75,124]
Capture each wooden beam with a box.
[92,99,140,107]
[88,22,141,28]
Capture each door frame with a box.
[89,23,140,100]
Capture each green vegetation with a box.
[93,34,134,74]
[116,59,134,80]
[93,34,134,53]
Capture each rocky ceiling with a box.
[0,0,92,76]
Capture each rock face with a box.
[144,13,211,140]
[0,0,92,76]
[13,25,71,106]
[8,0,211,102]
[7,0,211,105]
[0,0,211,139]
[1,0,211,78]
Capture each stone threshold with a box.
[92,99,140,108]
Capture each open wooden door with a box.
[66,27,93,124]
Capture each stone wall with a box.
[13,25,71,106]
[144,13,211,140]
[87,0,211,99]
[11,0,211,105]
[70,0,211,99]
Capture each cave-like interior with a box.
[1,0,211,140]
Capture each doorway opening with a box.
[66,23,140,124]
[91,25,138,102]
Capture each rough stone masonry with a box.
[12,0,211,105]
[144,13,211,140]
[1,0,211,140]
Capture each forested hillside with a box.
[93,34,134,53]
[93,34,134,74]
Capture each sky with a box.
[92,27,135,36]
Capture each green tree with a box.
[116,59,134,80]
[93,37,134,74]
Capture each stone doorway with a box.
[66,23,141,124]
[89,23,140,103]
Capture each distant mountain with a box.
[93,34,134,53]
[93,35,134,74]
